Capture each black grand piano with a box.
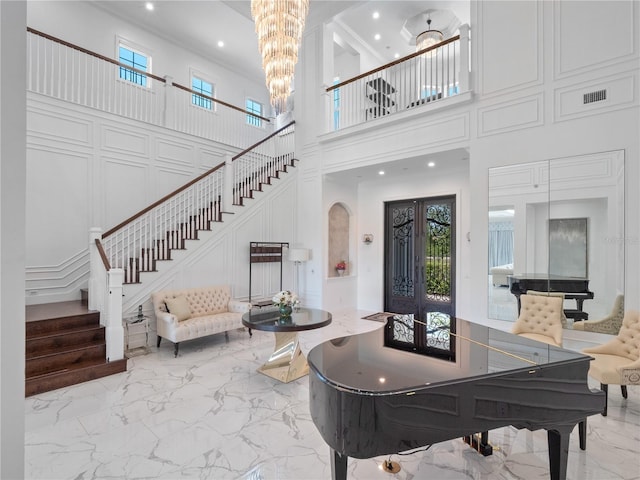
[508,274,594,320]
[308,316,604,480]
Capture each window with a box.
[192,76,214,110]
[119,45,149,87]
[246,98,263,127]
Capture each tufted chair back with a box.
[512,294,564,347]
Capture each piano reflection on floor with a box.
[508,274,595,321]
[308,315,605,480]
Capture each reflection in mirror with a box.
[487,151,625,333]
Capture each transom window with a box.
[192,77,214,110]
[119,45,149,87]
[246,98,263,127]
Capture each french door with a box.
[384,195,456,319]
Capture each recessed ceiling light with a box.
[217,41,224,48]
[145,2,154,11]
[378,170,385,175]
[372,11,380,19]
[394,53,400,59]
[374,33,381,41]
[428,161,435,167]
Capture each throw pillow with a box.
[165,296,191,322]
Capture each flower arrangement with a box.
[336,260,347,271]
[272,290,299,307]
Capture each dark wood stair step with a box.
[26,344,106,377]
[26,327,105,358]
[26,301,100,338]
[25,358,127,397]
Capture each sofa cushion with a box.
[165,295,191,322]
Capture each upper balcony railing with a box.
[326,25,470,132]
[26,27,272,149]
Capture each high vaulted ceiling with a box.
[92,0,469,82]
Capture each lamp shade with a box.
[288,248,310,262]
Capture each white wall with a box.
[0,2,26,477]
[296,0,639,325]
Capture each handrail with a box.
[102,162,226,238]
[327,35,460,92]
[95,239,111,270]
[27,27,259,120]
[232,120,295,161]
[27,27,167,84]
[172,82,270,123]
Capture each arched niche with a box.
[328,202,350,277]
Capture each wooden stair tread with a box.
[26,300,97,322]
[26,338,106,360]
[26,323,103,341]
[25,358,127,397]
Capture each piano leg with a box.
[330,448,348,480]
[578,419,586,450]
[547,427,572,480]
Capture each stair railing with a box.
[101,163,227,284]
[92,121,296,290]
[233,121,296,205]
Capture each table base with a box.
[257,331,309,383]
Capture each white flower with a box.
[272,290,299,306]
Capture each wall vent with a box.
[583,89,607,104]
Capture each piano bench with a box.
[565,309,589,321]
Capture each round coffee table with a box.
[242,307,332,383]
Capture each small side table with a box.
[123,314,150,357]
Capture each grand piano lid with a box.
[307,318,590,394]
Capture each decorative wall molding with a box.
[478,94,544,137]
[554,71,637,123]
[101,125,149,158]
[26,249,89,305]
[553,0,638,80]
[477,0,543,98]
[27,105,92,147]
[156,138,196,167]
[320,112,470,174]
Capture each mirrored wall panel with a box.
[488,151,625,334]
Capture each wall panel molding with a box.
[478,0,543,98]
[553,1,638,80]
[478,94,544,137]
[554,71,637,123]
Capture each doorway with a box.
[384,195,456,319]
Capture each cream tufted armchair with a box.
[582,310,640,416]
[511,294,564,347]
[574,294,624,335]
[525,290,568,327]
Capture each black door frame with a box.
[384,194,456,320]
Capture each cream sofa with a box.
[490,263,513,286]
[151,285,251,357]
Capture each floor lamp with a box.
[288,248,310,295]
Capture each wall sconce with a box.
[363,234,373,244]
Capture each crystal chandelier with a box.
[251,0,310,115]
[416,18,443,54]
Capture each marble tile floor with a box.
[25,310,640,480]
